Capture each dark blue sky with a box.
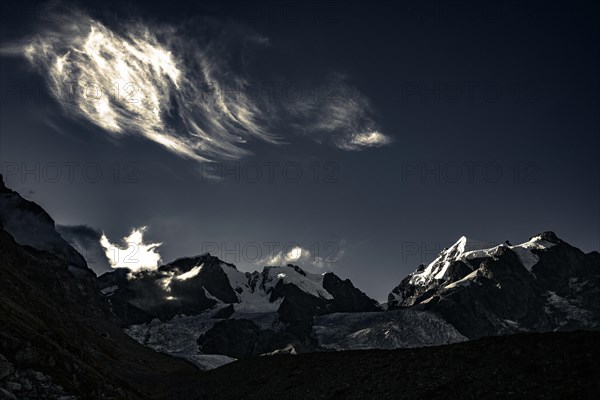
[1,0,598,301]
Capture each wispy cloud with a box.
[13,9,392,160]
[286,75,392,150]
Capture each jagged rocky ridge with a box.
[0,178,86,270]
[98,230,599,364]
[98,255,464,362]
[98,255,381,326]
[388,233,600,339]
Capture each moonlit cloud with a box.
[261,246,305,265]
[341,131,393,150]
[261,244,345,269]
[13,10,392,160]
[22,18,265,161]
[287,76,393,150]
[100,226,162,272]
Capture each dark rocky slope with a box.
[0,176,86,269]
[0,226,201,399]
[195,330,600,400]
[0,175,200,400]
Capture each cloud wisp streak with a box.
[15,13,392,160]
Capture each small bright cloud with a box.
[261,243,345,269]
[266,246,305,265]
[342,131,392,150]
[100,226,162,272]
[287,246,303,262]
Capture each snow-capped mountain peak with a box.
[388,231,600,339]
[407,233,560,288]
[408,236,492,286]
[260,265,333,300]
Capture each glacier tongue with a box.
[314,310,466,351]
[125,310,278,370]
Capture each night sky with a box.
[1,0,598,301]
